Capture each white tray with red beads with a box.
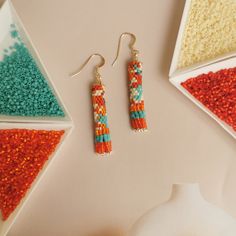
[169,0,236,78]
[170,57,236,139]
[0,0,72,124]
[0,122,73,236]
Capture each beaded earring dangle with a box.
[112,32,147,132]
[71,54,112,155]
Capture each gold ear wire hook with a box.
[112,32,139,66]
[70,53,105,83]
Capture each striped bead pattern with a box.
[91,83,112,155]
[128,60,147,131]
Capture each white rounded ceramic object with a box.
[131,183,236,236]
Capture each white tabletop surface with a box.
[2,0,236,235]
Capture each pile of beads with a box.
[91,83,112,155]
[0,24,64,117]
[181,67,236,131]
[128,60,147,131]
[0,129,64,220]
[178,0,236,69]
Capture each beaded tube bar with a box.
[128,60,147,131]
[91,83,112,155]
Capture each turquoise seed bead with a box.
[10,30,18,38]
[95,134,111,143]
[130,111,146,119]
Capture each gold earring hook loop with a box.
[70,53,105,83]
[112,32,139,66]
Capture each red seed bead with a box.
[0,129,64,220]
[181,67,236,131]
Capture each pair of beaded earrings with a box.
[71,32,147,155]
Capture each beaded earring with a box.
[112,32,147,132]
[71,54,112,155]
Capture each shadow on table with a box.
[85,227,126,236]
[159,0,185,78]
[0,0,5,7]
